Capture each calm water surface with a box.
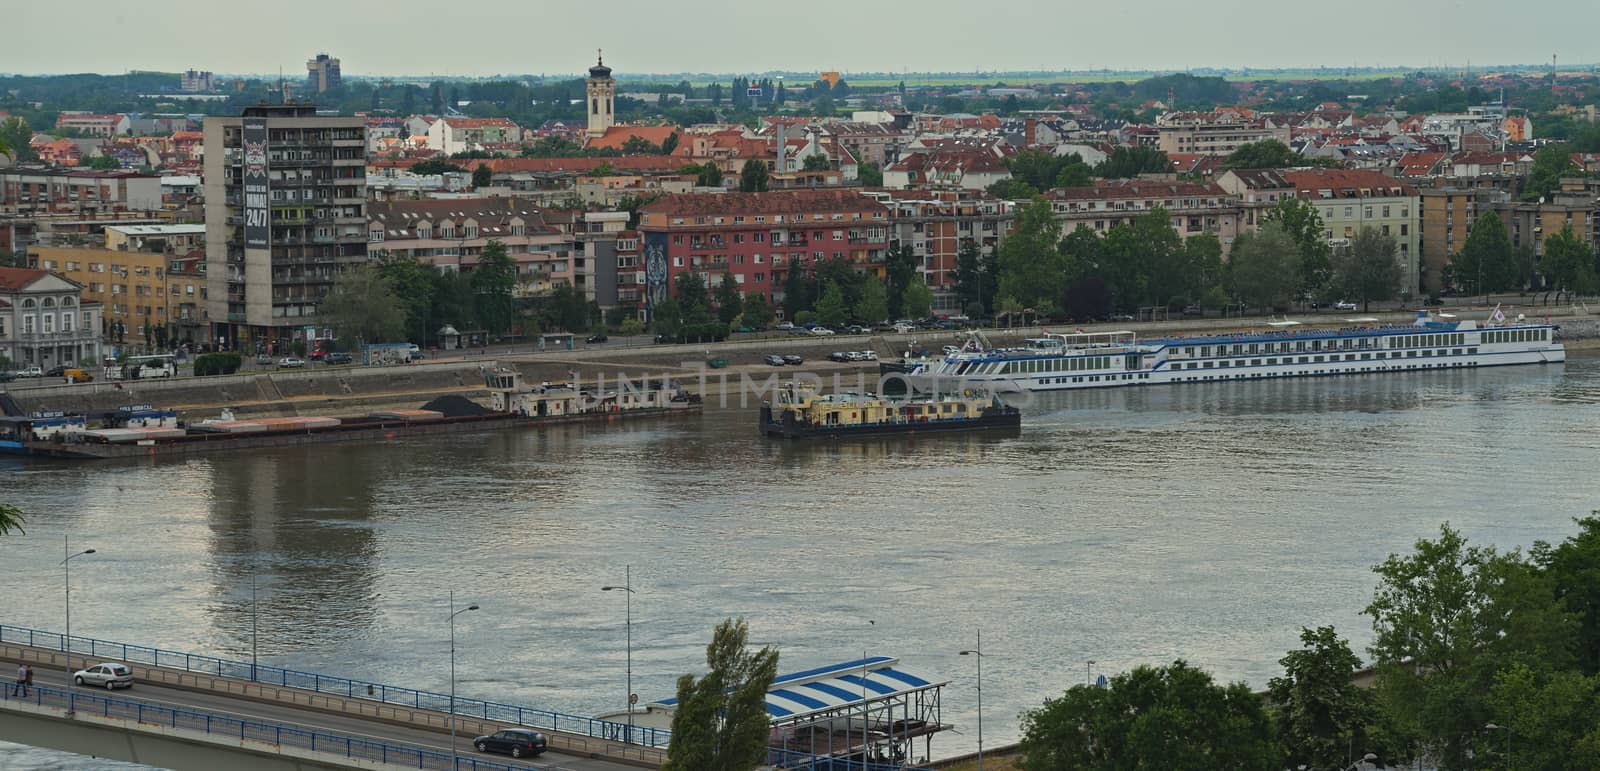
[3,357,1599,768]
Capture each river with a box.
[3,356,1599,768]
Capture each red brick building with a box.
[637,190,889,311]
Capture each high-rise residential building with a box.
[306,53,342,94]
[203,103,366,352]
[181,69,215,93]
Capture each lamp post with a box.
[448,592,479,769]
[1086,659,1095,687]
[959,631,984,771]
[61,536,96,715]
[601,566,636,742]
[1485,723,1510,769]
[250,568,259,682]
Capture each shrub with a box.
[674,322,729,343]
[194,352,243,376]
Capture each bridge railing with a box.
[0,681,539,771]
[766,746,937,771]
[0,622,671,748]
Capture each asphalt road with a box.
[15,663,641,771]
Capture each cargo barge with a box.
[0,370,701,460]
[760,382,1020,440]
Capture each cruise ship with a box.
[898,309,1564,394]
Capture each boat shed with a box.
[616,656,949,767]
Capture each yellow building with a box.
[819,71,842,88]
[29,245,207,341]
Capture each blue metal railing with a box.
[0,622,670,748]
[0,682,537,771]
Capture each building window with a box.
[464,225,478,238]
[61,313,73,332]
[369,230,385,242]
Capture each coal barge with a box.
[760,382,1020,440]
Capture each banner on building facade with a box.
[643,232,670,316]
[242,117,270,249]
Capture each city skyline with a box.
[8,0,1600,78]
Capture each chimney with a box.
[1024,118,1037,147]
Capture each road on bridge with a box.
[22,664,646,771]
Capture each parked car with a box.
[1182,305,1203,316]
[783,354,804,366]
[942,345,961,356]
[0,371,14,383]
[774,321,795,331]
[1334,300,1358,311]
[15,366,43,378]
[846,325,870,335]
[763,354,787,367]
[62,368,93,383]
[277,357,305,369]
[45,365,68,378]
[828,351,851,362]
[473,728,547,759]
[1110,313,1136,322]
[255,353,274,366]
[893,323,914,334]
[809,327,835,336]
[585,333,609,344]
[73,662,133,690]
[325,352,353,365]
[860,350,879,361]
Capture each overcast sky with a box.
[8,0,1597,77]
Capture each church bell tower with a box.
[586,51,615,139]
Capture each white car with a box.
[277,357,306,369]
[942,345,961,356]
[809,327,835,336]
[774,321,795,331]
[1334,300,1358,311]
[15,366,43,378]
[74,662,134,690]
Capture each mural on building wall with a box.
[643,232,669,316]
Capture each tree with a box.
[1333,228,1403,311]
[319,264,407,350]
[901,280,934,319]
[660,132,679,156]
[997,198,1066,312]
[661,618,779,771]
[471,163,493,188]
[858,161,883,187]
[738,159,769,193]
[1270,626,1392,770]
[82,154,120,170]
[1095,145,1170,179]
[884,244,917,320]
[954,240,986,314]
[1224,139,1298,170]
[0,503,23,535]
[694,163,724,188]
[1453,212,1518,294]
[0,117,36,163]
[1229,223,1302,312]
[987,178,1040,200]
[1537,514,1600,675]
[1364,523,1578,769]
[802,154,831,172]
[411,159,464,176]
[470,240,518,335]
[714,273,743,324]
[1523,144,1576,202]
[1017,660,1282,771]
[1540,223,1595,303]
[782,257,814,317]
[1054,157,1093,188]
[651,297,683,335]
[854,277,889,324]
[1263,197,1333,301]
[814,281,848,327]
[742,292,775,328]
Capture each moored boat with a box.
[760,381,1020,439]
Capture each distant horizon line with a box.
[4,61,1596,82]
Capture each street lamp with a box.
[61,536,96,714]
[1086,659,1096,687]
[601,566,636,741]
[250,568,260,682]
[1485,723,1510,769]
[448,592,479,769]
[959,631,984,771]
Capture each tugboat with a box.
[760,381,1020,439]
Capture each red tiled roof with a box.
[640,189,885,218]
[441,117,519,129]
[1396,151,1445,176]
[0,267,50,290]
[472,156,684,174]
[585,126,681,151]
[1280,168,1416,197]
[1048,179,1228,201]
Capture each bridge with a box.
[1,623,928,771]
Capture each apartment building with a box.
[865,190,1015,315]
[1282,169,1421,296]
[0,168,163,216]
[1214,168,1297,229]
[0,266,102,370]
[1486,195,1599,261]
[1045,180,1246,250]
[1419,187,1499,294]
[638,189,890,313]
[366,197,572,296]
[1155,112,1290,156]
[32,241,208,342]
[203,103,367,351]
[425,117,522,156]
[54,113,127,137]
[306,53,342,93]
[181,70,215,92]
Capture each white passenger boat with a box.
[899,308,1564,394]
